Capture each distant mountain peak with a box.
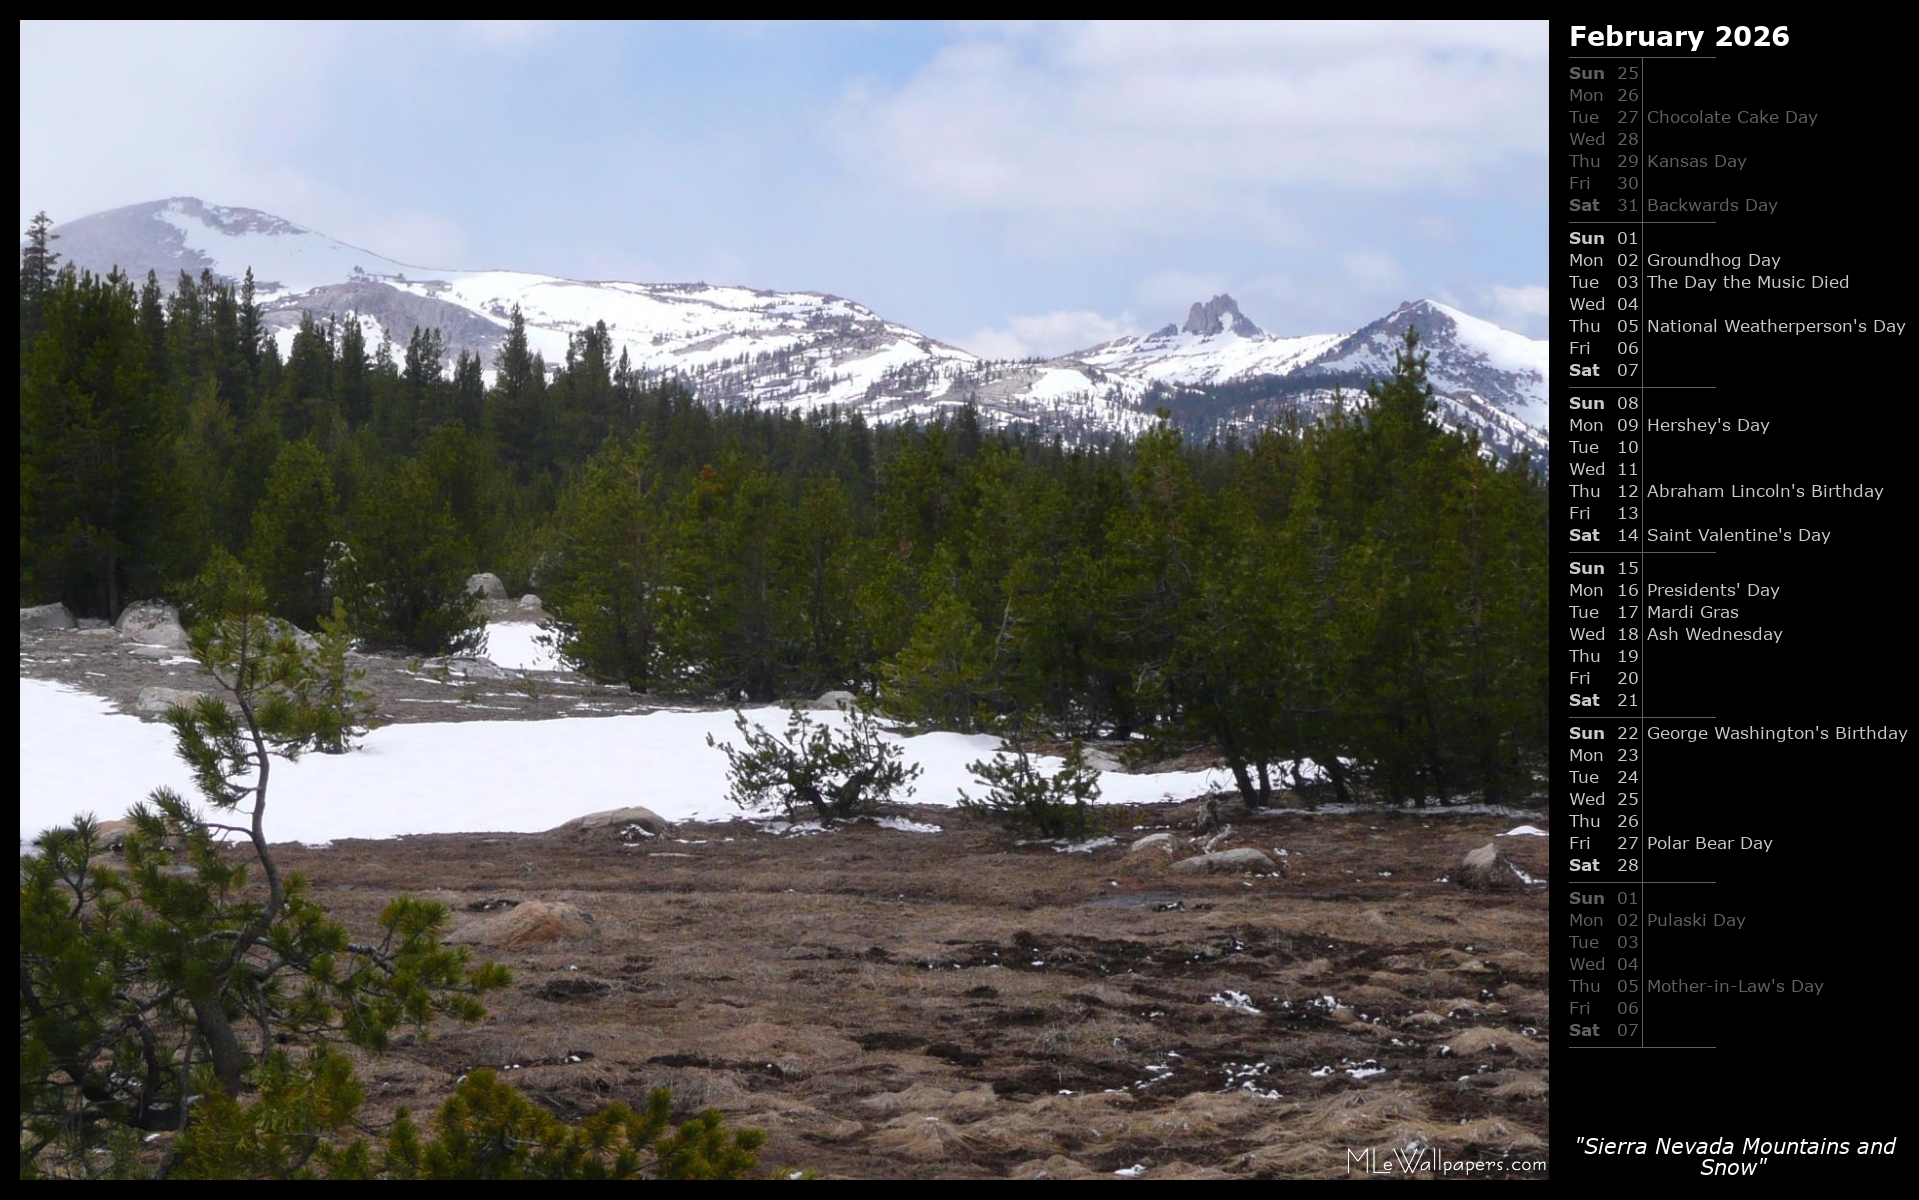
[159,196,310,237]
[1181,294,1263,338]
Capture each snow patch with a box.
[18,679,1227,843]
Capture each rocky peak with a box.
[1181,294,1263,338]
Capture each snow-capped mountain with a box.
[49,199,1547,458]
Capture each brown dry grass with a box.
[265,797,1550,1178]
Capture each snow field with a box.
[18,678,1228,846]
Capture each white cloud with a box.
[1438,283,1549,337]
[1340,250,1407,295]
[1486,283,1550,331]
[836,21,1546,244]
[1133,269,1230,313]
[965,309,1137,360]
[340,209,472,268]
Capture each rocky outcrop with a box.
[137,686,210,715]
[421,655,509,680]
[554,806,671,838]
[456,900,596,949]
[1128,832,1177,855]
[1181,294,1263,338]
[808,690,859,712]
[114,600,189,649]
[1170,847,1279,875]
[467,573,508,601]
[517,594,543,610]
[20,603,76,630]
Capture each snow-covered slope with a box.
[50,199,1546,456]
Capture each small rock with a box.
[555,806,671,838]
[1128,832,1177,855]
[422,655,509,681]
[466,572,508,600]
[517,594,543,610]
[1171,847,1279,875]
[137,686,210,715]
[115,600,189,649]
[458,900,596,949]
[1081,748,1124,773]
[92,819,136,850]
[20,602,77,630]
[76,617,110,630]
[538,975,612,1003]
[1455,843,1517,891]
[267,617,319,652]
[809,689,858,712]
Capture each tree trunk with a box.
[189,985,247,1098]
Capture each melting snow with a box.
[18,679,1227,844]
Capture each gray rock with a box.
[454,900,596,950]
[1082,748,1124,773]
[466,572,508,601]
[115,600,189,649]
[268,617,319,652]
[421,655,509,681]
[137,686,209,715]
[1181,294,1264,338]
[809,689,859,712]
[76,617,110,630]
[517,594,543,610]
[554,806,671,838]
[1128,832,1177,854]
[1455,843,1517,891]
[1170,847,1278,875]
[21,602,77,630]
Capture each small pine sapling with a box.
[708,704,921,823]
[960,737,1104,838]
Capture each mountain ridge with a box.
[46,198,1547,459]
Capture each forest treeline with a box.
[19,220,1547,805]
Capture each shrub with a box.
[175,1057,763,1180]
[960,738,1104,838]
[708,705,921,823]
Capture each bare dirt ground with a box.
[279,802,1549,1179]
[21,620,1549,1178]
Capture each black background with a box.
[1552,21,1908,1177]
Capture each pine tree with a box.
[19,209,60,343]
[879,564,998,733]
[487,305,544,478]
[337,317,372,426]
[246,437,339,628]
[708,704,920,823]
[960,737,1102,837]
[338,462,485,656]
[545,434,668,689]
[19,559,505,1174]
[19,267,165,616]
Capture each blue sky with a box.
[19,20,1547,354]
